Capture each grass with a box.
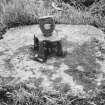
[0,0,105,35]
[0,0,104,28]
[0,81,105,105]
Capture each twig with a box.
[43,95,56,104]
[87,101,96,105]
[68,97,80,104]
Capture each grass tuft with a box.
[0,0,105,34]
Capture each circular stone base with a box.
[0,25,105,98]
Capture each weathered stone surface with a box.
[0,24,105,98]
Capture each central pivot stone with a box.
[38,16,55,37]
[34,16,65,63]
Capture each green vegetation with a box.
[0,0,105,35]
[0,81,104,105]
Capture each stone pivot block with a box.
[38,16,55,37]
